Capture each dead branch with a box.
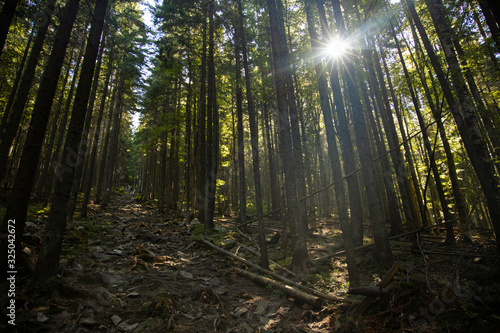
[481,255,500,295]
[456,293,500,307]
[201,238,353,303]
[453,244,487,294]
[234,267,322,308]
[416,232,432,292]
[235,241,298,278]
[314,221,461,262]
[314,229,421,262]
[352,262,400,318]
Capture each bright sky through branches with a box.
[132,0,157,132]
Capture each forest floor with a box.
[2,192,500,332]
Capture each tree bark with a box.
[0,0,21,59]
[267,0,308,276]
[0,26,35,142]
[409,0,500,248]
[34,0,108,282]
[237,0,269,269]
[318,0,365,247]
[67,31,107,219]
[234,25,246,228]
[0,0,81,275]
[236,268,322,307]
[477,0,500,53]
[203,0,218,229]
[305,0,359,283]
[331,0,393,266]
[101,75,124,209]
[0,0,56,183]
[81,54,114,217]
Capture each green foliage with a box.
[189,223,209,241]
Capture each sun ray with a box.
[325,38,349,59]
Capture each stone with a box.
[110,249,123,256]
[111,314,122,326]
[93,253,115,261]
[117,319,139,331]
[80,316,97,326]
[36,312,49,323]
[77,272,103,285]
[254,303,268,316]
[179,270,193,279]
[232,307,248,318]
[99,272,125,288]
[208,277,220,286]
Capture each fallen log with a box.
[235,267,322,308]
[201,238,353,303]
[352,261,400,318]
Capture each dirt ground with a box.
[2,193,500,332]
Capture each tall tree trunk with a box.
[317,0,365,247]
[374,46,418,235]
[409,0,500,248]
[35,49,75,199]
[43,41,86,206]
[184,55,193,209]
[0,0,56,183]
[452,38,500,165]
[237,0,269,269]
[195,3,207,222]
[0,0,21,59]
[81,55,114,217]
[0,0,81,274]
[304,0,359,282]
[158,110,168,214]
[95,81,117,202]
[267,0,308,276]
[34,0,108,283]
[101,75,124,209]
[204,0,219,229]
[361,44,404,237]
[477,0,500,53]
[281,1,308,233]
[396,35,456,243]
[261,68,280,215]
[331,0,393,266]
[403,25,471,240]
[234,26,246,228]
[67,32,107,219]
[380,48,424,229]
[0,25,35,141]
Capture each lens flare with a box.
[325,38,349,58]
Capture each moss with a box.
[189,224,209,241]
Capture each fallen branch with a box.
[352,262,400,318]
[392,248,497,258]
[314,231,413,262]
[314,221,460,262]
[201,238,353,303]
[456,293,500,307]
[234,267,322,308]
[235,241,298,279]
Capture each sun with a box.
[325,38,349,58]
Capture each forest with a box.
[0,0,500,331]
